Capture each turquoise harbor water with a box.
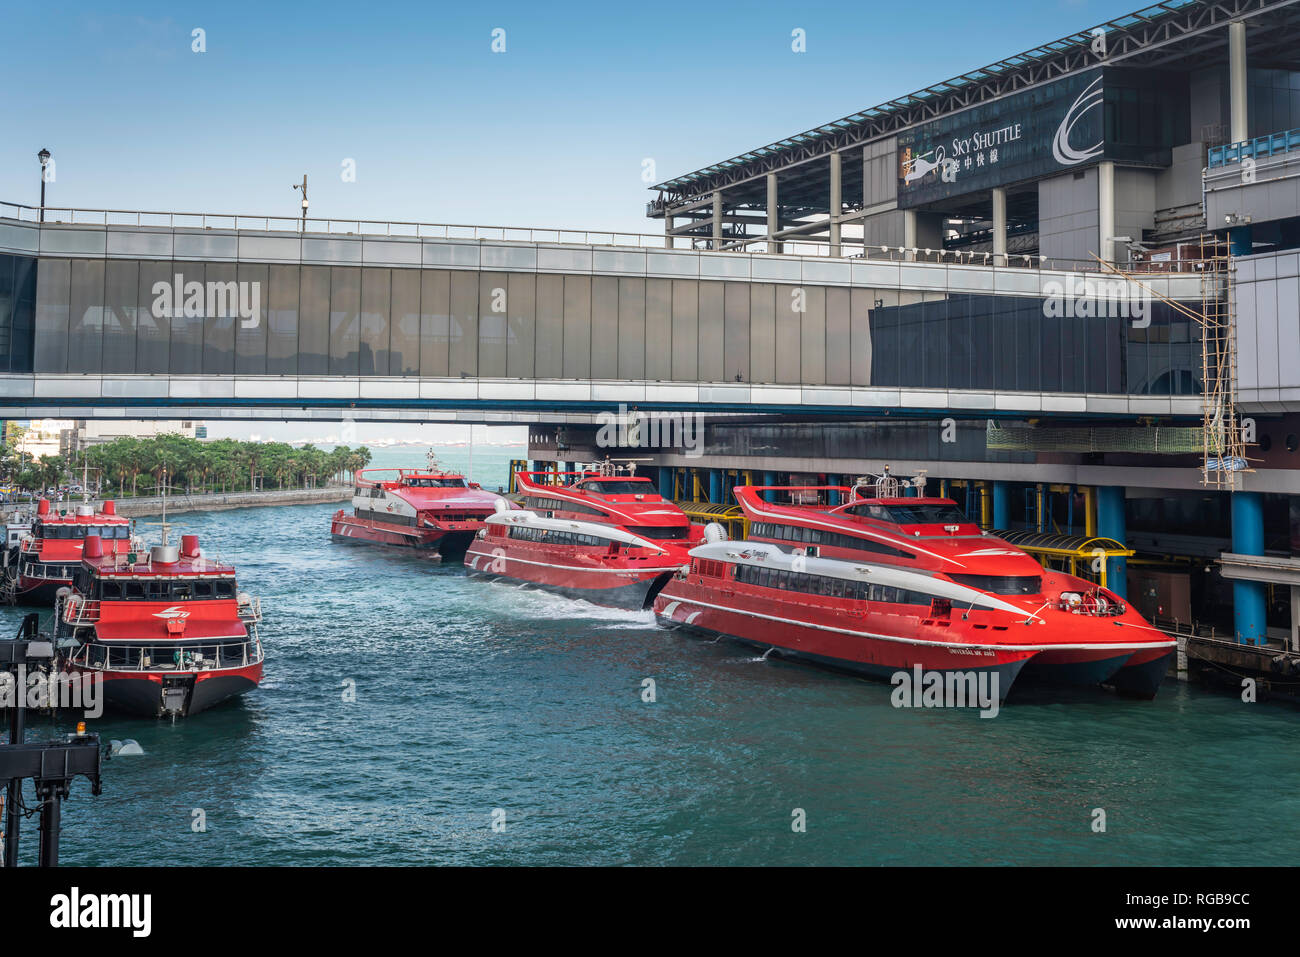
[5,446,1298,866]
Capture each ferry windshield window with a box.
[947,574,1043,595]
[581,481,652,495]
[508,526,610,547]
[100,578,239,600]
[626,525,689,539]
[406,478,467,488]
[881,505,970,525]
[749,521,915,560]
[733,563,931,605]
[524,496,606,516]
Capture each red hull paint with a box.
[655,578,1038,683]
[718,483,1176,697]
[465,538,681,609]
[329,510,480,555]
[653,540,1176,699]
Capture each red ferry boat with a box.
[653,473,1175,699]
[56,532,264,718]
[464,463,701,608]
[330,453,506,560]
[5,498,132,605]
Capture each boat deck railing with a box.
[237,594,262,625]
[66,638,263,673]
[62,597,101,626]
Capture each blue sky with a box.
[4,0,1149,236]
[3,0,1148,442]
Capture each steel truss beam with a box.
[649,0,1300,212]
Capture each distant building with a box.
[12,418,69,461]
[59,420,203,456]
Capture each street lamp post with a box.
[293,174,308,231]
[37,149,51,223]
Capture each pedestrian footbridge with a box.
[0,202,1206,422]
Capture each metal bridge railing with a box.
[1,199,1198,275]
[66,638,263,672]
[1209,127,1300,168]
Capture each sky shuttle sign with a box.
[897,68,1105,208]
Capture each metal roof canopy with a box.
[995,529,1134,557]
[650,0,1300,209]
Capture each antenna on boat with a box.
[140,465,179,547]
[875,466,900,498]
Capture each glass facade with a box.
[0,254,36,373]
[26,257,1203,396]
[1248,67,1300,139]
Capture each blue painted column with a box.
[657,467,673,500]
[992,482,1010,531]
[828,474,840,506]
[1096,485,1127,599]
[1229,225,1253,257]
[709,469,723,504]
[1231,491,1267,645]
[763,471,776,503]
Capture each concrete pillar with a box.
[763,470,776,503]
[1231,491,1267,645]
[664,211,673,250]
[1096,486,1127,599]
[765,173,782,254]
[1290,584,1300,653]
[991,482,1010,531]
[991,187,1007,266]
[903,210,917,261]
[1098,160,1116,264]
[828,151,842,257]
[708,469,723,504]
[658,467,673,500]
[712,191,724,251]
[1229,20,1248,144]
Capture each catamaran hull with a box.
[654,592,1036,699]
[465,545,676,610]
[75,661,264,718]
[1104,648,1174,699]
[330,512,478,560]
[13,576,66,606]
[1018,649,1135,688]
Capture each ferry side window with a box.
[147,581,167,601]
[125,582,145,599]
[193,582,213,598]
[100,581,122,599]
[215,581,234,598]
[172,582,192,600]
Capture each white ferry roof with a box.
[687,540,1035,619]
[485,509,667,552]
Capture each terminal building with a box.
[631,0,1300,668]
[1,0,1299,687]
